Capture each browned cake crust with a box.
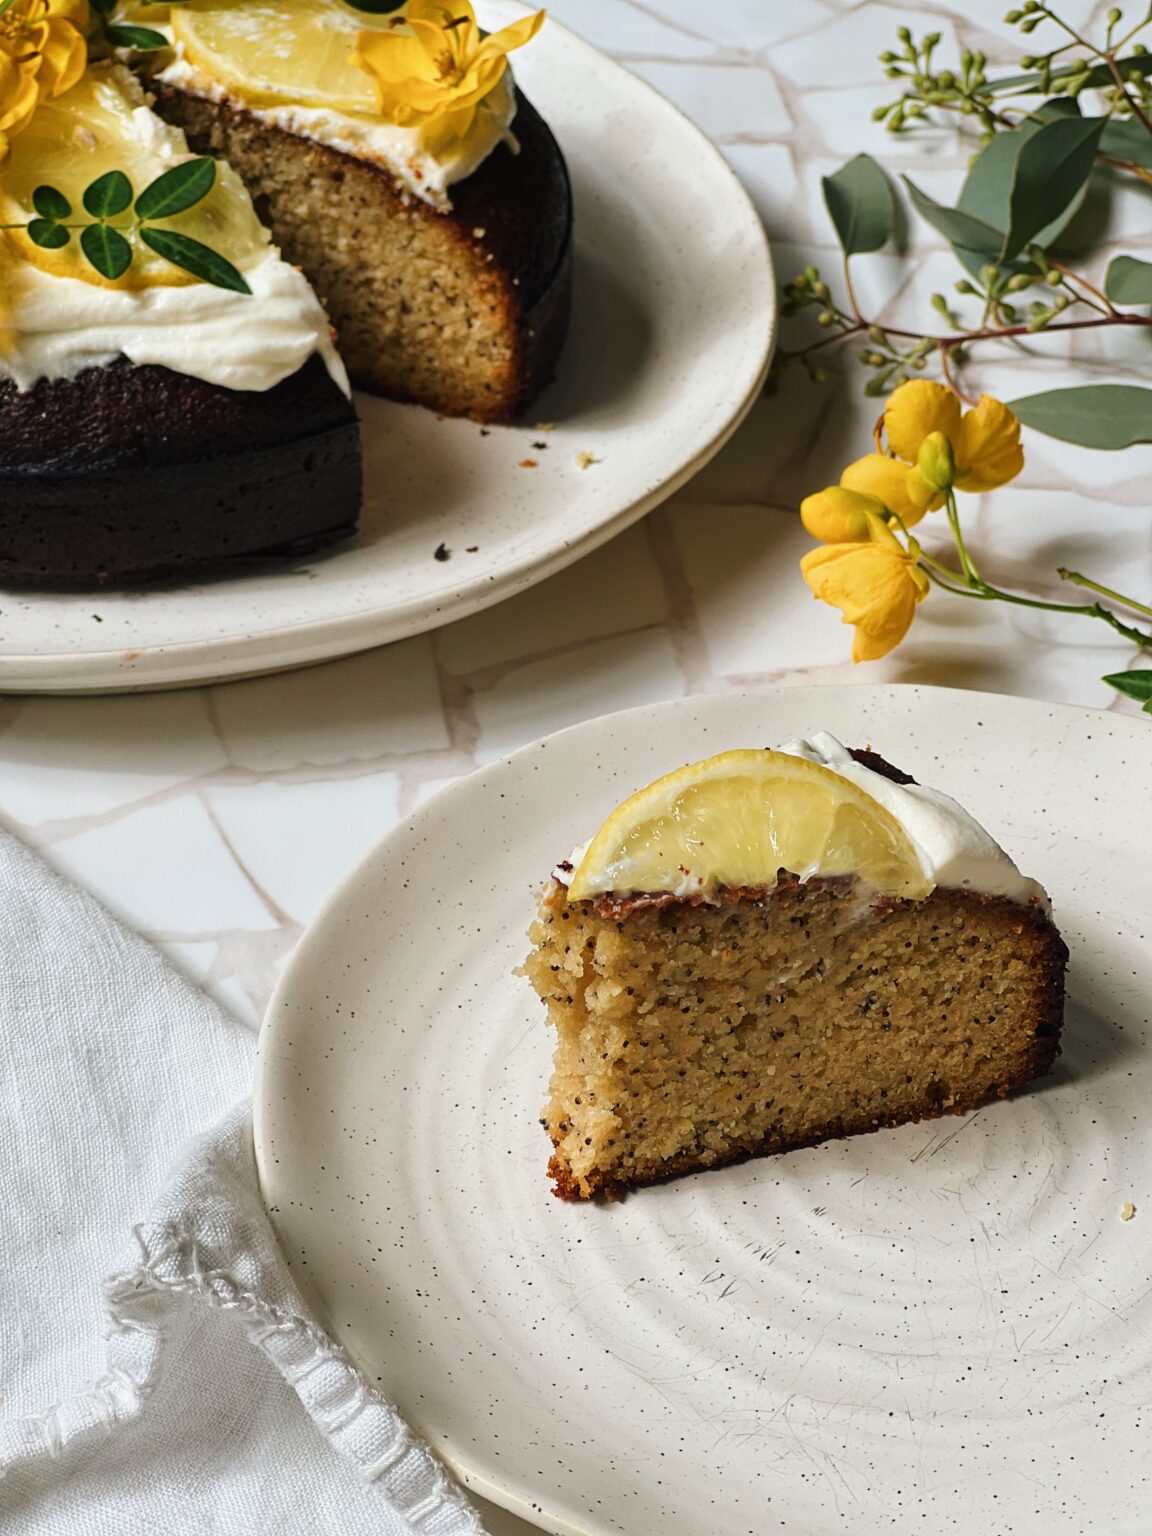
[544,882,1067,1201]
[152,84,573,422]
[0,354,360,588]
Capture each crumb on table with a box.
[1121,1201,1137,1221]
[577,451,600,469]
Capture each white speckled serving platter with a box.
[0,2,773,695]
[256,683,1151,1536]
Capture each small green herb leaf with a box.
[83,169,133,219]
[1102,670,1152,711]
[1009,384,1152,448]
[139,227,251,292]
[27,219,70,250]
[105,22,170,48]
[88,0,115,14]
[341,0,405,10]
[135,157,216,221]
[80,223,133,280]
[32,185,71,221]
[1104,255,1152,305]
[822,155,896,257]
[902,177,1004,271]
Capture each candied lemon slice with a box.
[0,64,269,288]
[172,0,383,113]
[566,749,932,902]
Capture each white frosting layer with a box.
[0,253,347,394]
[776,733,1048,907]
[556,732,1048,908]
[153,47,518,211]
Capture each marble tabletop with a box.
[4,1,1148,1530]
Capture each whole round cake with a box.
[0,0,571,588]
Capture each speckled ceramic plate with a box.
[0,4,773,695]
[256,684,1151,1536]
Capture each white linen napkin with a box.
[0,830,485,1535]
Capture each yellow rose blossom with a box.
[0,0,88,161]
[351,0,545,147]
[800,510,930,662]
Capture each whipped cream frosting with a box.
[152,44,518,211]
[556,732,1048,908]
[0,252,347,394]
[776,732,1047,906]
[0,70,347,395]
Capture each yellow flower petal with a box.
[884,380,961,464]
[800,485,885,543]
[36,16,88,98]
[954,394,1024,492]
[839,451,942,526]
[0,55,39,138]
[800,537,927,662]
[475,8,546,64]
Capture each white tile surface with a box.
[472,629,685,764]
[42,797,279,936]
[203,774,401,926]
[0,692,226,825]
[210,637,450,771]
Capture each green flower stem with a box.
[943,489,982,584]
[918,556,1152,650]
[1057,566,1152,619]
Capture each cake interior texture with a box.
[526,878,1067,1199]
[153,86,573,422]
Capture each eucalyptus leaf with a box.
[135,157,216,220]
[1104,255,1152,304]
[1000,117,1104,261]
[822,155,895,256]
[105,22,170,48]
[80,223,132,280]
[1009,385,1152,448]
[902,176,1004,270]
[139,227,251,292]
[83,169,133,219]
[27,219,70,250]
[1099,117,1152,169]
[32,185,70,221]
[1103,669,1152,704]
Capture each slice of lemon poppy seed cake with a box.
[523,734,1067,1200]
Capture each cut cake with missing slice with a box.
[523,735,1067,1200]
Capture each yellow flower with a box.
[0,0,88,160]
[836,381,1024,527]
[351,0,545,147]
[800,511,930,662]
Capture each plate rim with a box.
[0,10,776,695]
[254,682,1148,1536]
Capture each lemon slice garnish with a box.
[0,64,269,289]
[172,0,382,114]
[566,749,932,902]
